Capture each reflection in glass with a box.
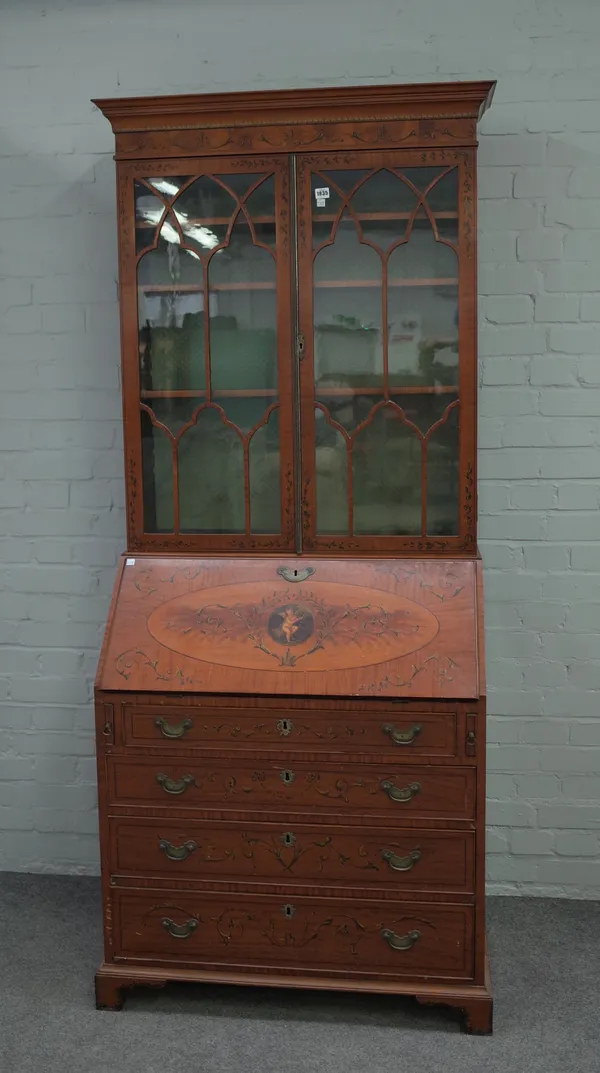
[146,177,191,199]
[315,392,379,433]
[209,220,277,393]
[314,221,382,388]
[245,175,277,247]
[178,408,244,533]
[315,410,348,534]
[136,171,282,537]
[388,225,457,280]
[353,408,421,535]
[427,405,459,536]
[250,409,281,533]
[137,212,206,393]
[141,409,174,533]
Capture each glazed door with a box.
[121,156,295,551]
[296,150,476,555]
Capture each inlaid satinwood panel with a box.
[120,703,459,757]
[111,818,474,892]
[108,757,476,820]
[114,890,474,979]
[96,556,481,699]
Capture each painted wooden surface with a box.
[113,889,474,979]
[110,817,475,892]
[97,556,481,698]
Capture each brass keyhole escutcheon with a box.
[281,831,296,847]
[277,718,294,737]
[280,769,296,785]
[276,566,315,583]
[282,904,296,918]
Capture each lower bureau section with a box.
[112,890,474,981]
[111,817,474,893]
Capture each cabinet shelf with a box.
[141,389,278,399]
[316,277,458,288]
[139,277,457,293]
[139,282,276,293]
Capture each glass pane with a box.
[143,397,195,435]
[309,162,460,542]
[388,224,457,280]
[178,408,244,533]
[314,220,382,389]
[397,392,458,435]
[137,212,206,394]
[421,168,458,213]
[245,175,279,219]
[353,408,422,535]
[315,409,349,534]
[245,175,276,247]
[315,391,380,433]
[427,405,459,536]
[135,182,167,254]
[137,170,282,537]
[141,409,174,533]
[388,226,458,388]
[172,176,235,254]
[250,408,281,533]
[146,176,191,200]
[213,395,276,434]
[209,220,277,392]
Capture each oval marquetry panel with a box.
[147,580,439,672]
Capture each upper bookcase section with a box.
[93,81,496,160]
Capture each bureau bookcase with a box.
[94,80,495,1033]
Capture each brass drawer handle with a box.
[159,839,198,861]
[156,773,196,795]
[381,848,422,872]
[381,927,421,951]
[382,723,422,745]
[380,779,421,803]
[161,917,198,939]
[155,717,193,739]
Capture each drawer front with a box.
[112,818,474,892]
[121,704,458,757]
[114,890,474,980]
[109,758,475,820]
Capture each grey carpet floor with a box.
[0,875,599,1073]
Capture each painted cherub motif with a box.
[279,606,304,644]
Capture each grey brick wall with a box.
[1,0,600,895]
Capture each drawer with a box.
[113,890,474,980]
[120,703,458,758]
[111,817,475,892]
[108,758,476,821]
